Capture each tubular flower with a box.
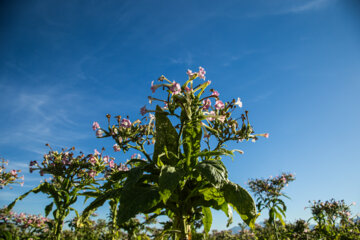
[186,69,195,78]
[92,122,100,131]
[235,97,243,108]
[170,81,181,95]
[151,81,162,93]
[211,90,219,97]
[214,100,225,110]
[202,99,211,111]
[113,144,121,152]
[140,106,147,116]
[109,160,115,168]
[96,129,104,138]
[120,118,132,128]
[103,156,109,163]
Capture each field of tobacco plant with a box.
[1,68,359,240]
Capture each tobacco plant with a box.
[0,156,24,189]
[248,173,295,240]
[7,146,107,240]
[84,67,268,239]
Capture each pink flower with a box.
[151,81,162,93]
[109,160,115,168]
[235,98,242,108]
[198,66,206,80]
[103,156,109,163]
[184,86,191,92]
[113,144,121,152]
[94,149,100,155]
[211,90,219,97]
[89,156,97,166]
[214,100,225,110]
[120,118,132,128]
[186,69,195,78]
[140,106,147,116]
[264,133,269,138]
[170,81,181,95]
[20,182,24,187]
[96,129,104,137]
[202,99,211,111]
[10,170,17,176]
[92,122,100,131]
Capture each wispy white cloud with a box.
[246,0,333,18]
[281,0,331,14]
[169,52,194,66]
[0,84,89,154]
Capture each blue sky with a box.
[0,0,359,230]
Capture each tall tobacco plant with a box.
[7,146,107,240]
[84,67,269,239]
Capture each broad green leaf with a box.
[195,160,227,187]
[45,202,54,217]
[221,181,257,228]
[199,187,225,206]
[202,207,212,235]
[153,106,179,165]
[117,185,161,224]
[159,165,184,204]
[123,167,144,189]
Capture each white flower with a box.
[235,97,242,108]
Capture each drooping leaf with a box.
[82,188,123,220]
[153,106,179,165]
[7,182,59,210]
[221,181,257,228]
[199,187,225,206]
[221,203,233,227]
[45,202,54,217]
[117,184,161,224]
[159,165,184,203]
[202,207,212,235]
[195,160,227,187]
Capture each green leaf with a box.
[275,209,285,226]
[202,207,212,235]
[153,106,179,165]
[7,182,59,210]
[221,203,233,227]
[82,188,122,220]
[117,185,161,224]
[221,181,257,228]
[199,187,225,207]
[159,165,184,204]
[195,160,227,187]
[182,122,202,167]
[45,202,54,217]
[123,167,144,189]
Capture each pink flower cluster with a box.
[0,209,50,229]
